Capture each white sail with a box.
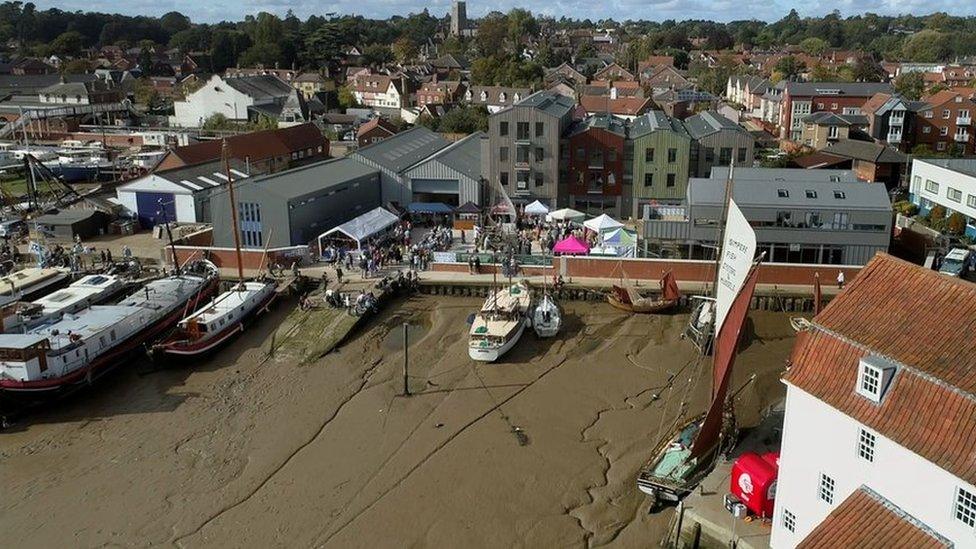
[714,198,757,335]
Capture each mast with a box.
[710,159,736,299]
[158,197,179,275]
[222,140,245,284]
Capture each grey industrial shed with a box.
[211,157,381,249]
[403,132,485,206]
[350,127,450,205]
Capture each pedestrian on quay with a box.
[99,249,106,265]
[474,255,481,274]
[837,270,845,290]
[335,265,343,283]
[106,249,113,264]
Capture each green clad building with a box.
[624,111,692,219]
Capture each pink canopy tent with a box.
[553,235,590,255]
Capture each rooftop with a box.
[165,123,325,165]
[785,253,976,485]
[784,81,893,97]
[405,131,484,182]
[915,157,976,179]
[797,486,950,549]
[683,110,749,139]
[708,167,859,183]
[629,110,689,139]
[689,173,890,211]
[568,113,628,138]
[247,157,378,200]
[352,126,449,174]
[821,140,907,164]
[510,91,577,118]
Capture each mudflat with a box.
[0,295,795,547]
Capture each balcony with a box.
[957,116,971,126]
[889,115,904,126]
[887,132,902,144]
[955,132,970,143]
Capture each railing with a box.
[956,116,971,126]
[453,252,553,267]
[887,132,902,144]
[954,132,970,142]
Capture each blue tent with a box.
[407,202,455,214]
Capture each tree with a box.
[799,37,828,56]
[133,78,161,107]
[338,85,358,109]
[363,44,393,66]
[927,204,948,231]
[159,11,191,36]
[211,30,250,73]
[947,212,967,235]
[50,31,85,57]
[391,37,418,63]
[202,113,236,130]
[138,46,154,74]
[507,9,538,50]
[476,14,509,57]
[774,56,805,78]
[438,105,489,133]
[894,72,925,100]
[851,57,885,82]
[902,30,951,62]
[63,59,91,73]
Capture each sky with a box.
[26,0,976,25]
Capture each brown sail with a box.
[661,271,680,302]
[689,264,760,459]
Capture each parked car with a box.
[939,248,971,278]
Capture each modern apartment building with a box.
[626,110,692,217]
[779,81,893,141]
[771,254,976,549]
[564,114,627,217]
[644,168,891,265]
[914,87,976,155]
[683,110,755,178]
[487,91,576,207]
[859,92,925,152]
[909,157,976,238]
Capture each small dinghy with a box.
[532,292,561,338]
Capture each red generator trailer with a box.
[730,451,780,518]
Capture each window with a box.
[590,148,604,167]
[782,509,796,533]
[737,147,747,163]
[499,121,508,136]
[535,122,544,137]
[819,473,835,504]
[238,202,263,248]
[667,148,677,163]
[666,173,676,187]
[516,145,529,163]
[955,487,976,527]
[535,147,544,162]
[948,187,963,203]
[499,147,509,162]
[576,146,586,160]
[830,102,838,110]
[941,127,949,136]
[500,172,509,186]
[608,148,617,162]
[534,172,544,187]
[644,173,653,187]
[806,190,817,199]
[719,147,732,165]
[943,109,951,119]
[777,189,789,198]
[705,148,715,163]
[857,428,876,463]
[924,110,933,118]
[925,179,939,194]
[857,361,882,400]
[833,190,846,199]
[827,126,839,139]
[937,142,947,151]
[832,212,850,230]
[517,122,529,140]
[516,171,529,190]
[968,195,976,209]
[645,148,654,162]
[923,126,931,134]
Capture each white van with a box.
[939,248,972,278]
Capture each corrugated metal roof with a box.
[784,81,894,97]
[683,111,749,139]
[629,110,689,139]
[509,91,577,118]
[248,157,378,200]
[352,126,449,174]
[407,131,485,182]
[797,486,950,549]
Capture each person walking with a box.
[836,270,845,290]
[335,265,343,284]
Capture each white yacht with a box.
[469,281,532,362]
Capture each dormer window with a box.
[480,91,487,101]
[856,356,896,402]
[499,92,507,102]
[805,190,817,199]
[777,189,789,198]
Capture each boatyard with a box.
[0,291,797,547]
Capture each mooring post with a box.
[402,322,410,396]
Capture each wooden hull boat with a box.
[608,284,678,314]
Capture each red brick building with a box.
[156,123,328,173]
[914,87,975,155]
[415,78,466,108]
[779,81,893,141]
[564,114,627,217]
[356,117,399,147]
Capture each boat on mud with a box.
[532,291,561,338]
[608,271,681,314]
[469,280,532,362]
[0,261,218,399]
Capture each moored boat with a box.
[153,281,277,357]
[11,273,129,329]
[608,271,681,314]
[469,280,532,362]
[532,292,561,338]
[0,262,218,397]
[0,267,71,301]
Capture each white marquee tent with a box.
[583,214,624,234]
[547,208,586,222]
[524,200,549,216]
[317,207,399,252]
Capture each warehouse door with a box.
[135,191,177,228]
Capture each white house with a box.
[909,157,976,239]
[116,160,252,227]
[771,253,976,548]
[171,74,307,128]
[350,74,408,111]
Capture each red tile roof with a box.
[166,123,326,166]
[798,486,950,549]
[356,117,398,139]
[784,253,976,484]
[579,95,652,116]
[923,86,976,108]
